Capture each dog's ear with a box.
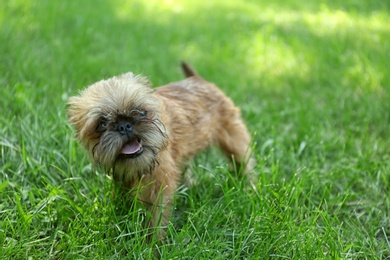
[181,62,198,78]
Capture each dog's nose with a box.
[117,121,133,135]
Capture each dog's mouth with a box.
[119,139,144,159]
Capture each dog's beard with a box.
[91,119,166,184]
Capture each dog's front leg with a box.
[138,167,179,242]
[146,190,174,242]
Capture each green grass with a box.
[1,0,389,258]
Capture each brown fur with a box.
[68,63,254,241]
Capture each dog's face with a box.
[68,73,167,183]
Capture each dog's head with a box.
[68,73,167,183]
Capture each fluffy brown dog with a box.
[68,63,254,240]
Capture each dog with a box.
[68,62,254,241]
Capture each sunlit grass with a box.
[111,0,389,94]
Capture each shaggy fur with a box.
[68,63,254,241]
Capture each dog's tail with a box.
[181,62,198,78]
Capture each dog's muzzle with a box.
[116,120,144,158]
[117,121,133,136]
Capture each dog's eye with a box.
[130,109,148,121]
[139,110,147,119]
[131,110,148,120]
[96,120,108,131]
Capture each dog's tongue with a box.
[121,140,141,154]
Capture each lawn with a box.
[1,0,389,258]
